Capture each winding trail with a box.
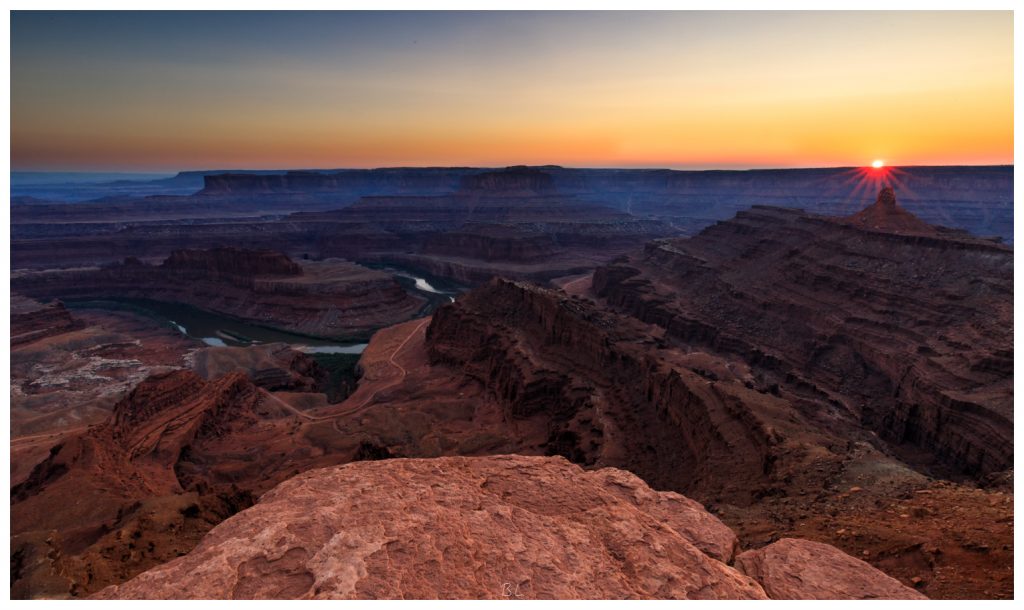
[261,317,431,424]
[13,317,432,449]
[560,273,593,295]
[10,426,90,446]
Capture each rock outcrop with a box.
[10,295,83,346]
[95,456,921,600]
[735,538,926,600]
[12,370,264,509]
[11,249,425,339]
[593,191,1012,479]
[426,278,821,501]
[191,343,328,393]
[9,370,304,598]
[846,187,937,234]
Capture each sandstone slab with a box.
[736,538,927,600]
[96,456,922,600]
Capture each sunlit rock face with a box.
[94,456,923,600]
[735,538,927,600]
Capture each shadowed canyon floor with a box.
[9,185,1013,599]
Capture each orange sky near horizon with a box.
[10,11,1014,172]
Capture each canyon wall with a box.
[592,191,1012,478]
[10,296,83,346]
[426,278,844,502]
[11,248,425,339]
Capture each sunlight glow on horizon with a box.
[10,11,1014,172]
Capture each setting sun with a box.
[872,160,885,168]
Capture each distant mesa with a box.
[162,247,303,277]
[846,187,937,235]
[458,167,557,196]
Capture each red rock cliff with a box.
[593,195,1012,479]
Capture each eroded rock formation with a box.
[10,370,303,598]
[735,538,926,600]
[845,186,937,234]
[592,191,1012,478]
[191,343,328,393]
[426,278,825,501]
[11,248,424,339]
[10,295,83,346]
[94,456,922,600]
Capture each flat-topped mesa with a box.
[458,167,557,195]
[162,247,302,278]
[198,169,469,195]
[846,187,937,235]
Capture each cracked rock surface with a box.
[96,455,922,600]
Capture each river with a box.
[65,268,466,354]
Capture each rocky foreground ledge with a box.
[95,455,924,600]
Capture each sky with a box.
[10,11,1014,172]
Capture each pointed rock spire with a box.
[876,186,897,208]
[846,187,935,234]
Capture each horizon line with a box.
[11,162,1016,176]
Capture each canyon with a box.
[11,247,424,340]
[592,188,1012,479]
[11,166,1012,276]
[8,170,1014,600]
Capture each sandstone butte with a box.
[94,455,925,600]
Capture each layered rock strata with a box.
[11,248,424,339]
[10,295,83,346]
[593,189,1012,478]
[10,370,303,598]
